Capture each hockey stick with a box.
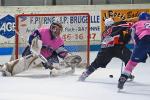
[121,49,124,74]
[30,37,49,64]
[121,60,124,74]
[108,49,124,78]
[30,48,48,64]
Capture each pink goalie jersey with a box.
[38,27,64,58]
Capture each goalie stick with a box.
[30,48,48,64]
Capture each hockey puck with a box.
[109,75,113,78]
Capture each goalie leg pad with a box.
[64,55,82,66]
[0,64,11,76]
[0,54,41,76]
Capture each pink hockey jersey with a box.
[38,27,64,58]
[132,20,150,39]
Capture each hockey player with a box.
[118,12,150,90]
[78,17,135,81]
[28,22,82,76]
[0,22,82,76]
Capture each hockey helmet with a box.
[104,18,114,27]
[50,22,63,36]
[50,22,63,31]
[138,12,150,20]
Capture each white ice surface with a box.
[0,52,150,100]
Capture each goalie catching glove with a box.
[64,55,82,66]
[49,55,82,77]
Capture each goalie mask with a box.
[50,22,63,38]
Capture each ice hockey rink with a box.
[0,51,150,100]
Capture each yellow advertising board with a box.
[101,9,150,32]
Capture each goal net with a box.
[14,13,90,67]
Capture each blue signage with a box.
[0,14,15,38]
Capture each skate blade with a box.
[117,88,122,92]
[127,79,134,82]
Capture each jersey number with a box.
[145,22,150,29]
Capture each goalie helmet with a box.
[104,18,114,27]
[138,12,150,20]
[50,22,63,37]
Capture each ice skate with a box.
[118,74,128,90]
[78,71,89,81]
[127,74,135,82]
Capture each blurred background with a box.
[0,0,150,6]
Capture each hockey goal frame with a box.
[15,13,90,66]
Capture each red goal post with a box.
[15,13,90,66]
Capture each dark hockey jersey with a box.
[101,21,132,48]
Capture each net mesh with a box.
[15,13,90,67]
